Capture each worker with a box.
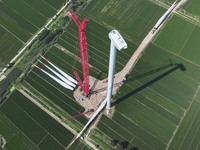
[120,79,125,87]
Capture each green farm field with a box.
[0,0,65,66]
[19,0,200,149]
[0,26,23,66]
[77,3,200,149]
[24,0,164,133]
[24,0,147,131]
[42,0,66,10]
[57,19,138,75]
[169,100,200,150]
[68,139,91,150]
[161,0,200,16]
[181,0,200,16]
[154,14,200,65]
[138,14,200,149]
[164,0,175,3]
[0,91,74,150]
[25,46,88,126]
[82,0,166,45]
[98,41,200,149]
[80,2,200,149]
[22,0,182,149]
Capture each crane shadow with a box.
[88,71,103,96]
[112,63,186,107]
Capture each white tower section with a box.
[106,30,127,114]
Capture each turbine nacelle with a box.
[109,30,127,50]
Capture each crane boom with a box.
[61,109,94,122]
[69,10,90,95]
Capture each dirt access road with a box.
[116,0,188,85]
[74,0,188,114]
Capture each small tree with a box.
[95,144,99,148]
[38,29,50,41]
[111,140,118,147]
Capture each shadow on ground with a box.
[112,63,186,107]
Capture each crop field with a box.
[68,139,91,150]
[169,100,200,150]
[1,0,58,28]
[181,0,200,16]
[0,90,75,150]
[139,14,200,149]
[98,41,200,149]
[57,19,138,75]
[82,0,165,45]
[22,0,179,149]
[0,26,23,66]
[24,0,164,130]
[78,1,200,149]
[18,0,200,149]
[0,0,65,66]
[165,0,175,3]
[154,15,200,65]
[161,0,200,16]
[24,0,152,130]
[42,0,66,10]
[25,46,88,126]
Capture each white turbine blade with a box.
[48,60,78,84]
[154,1,177,30]
[32,63,73,91]
[40,55,78,84]
[43,70,74,90]
[46,65,76,88]
[37,59,76,88]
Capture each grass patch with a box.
[0,112,18,141]
[9,91,74,147]
[0,99,47,145]
[154,15,195,55]
[181,0,200,16]
[0,26,23,66]
[38,134,64,150]
[83,0,165,44]
[169,100,200,150]
[0,10,31,42]
[5,132,39,150]
[3,0,47,28]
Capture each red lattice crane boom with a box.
[69,10,89,95]
[61,109,94,122]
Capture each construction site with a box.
[1,0,200,149]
